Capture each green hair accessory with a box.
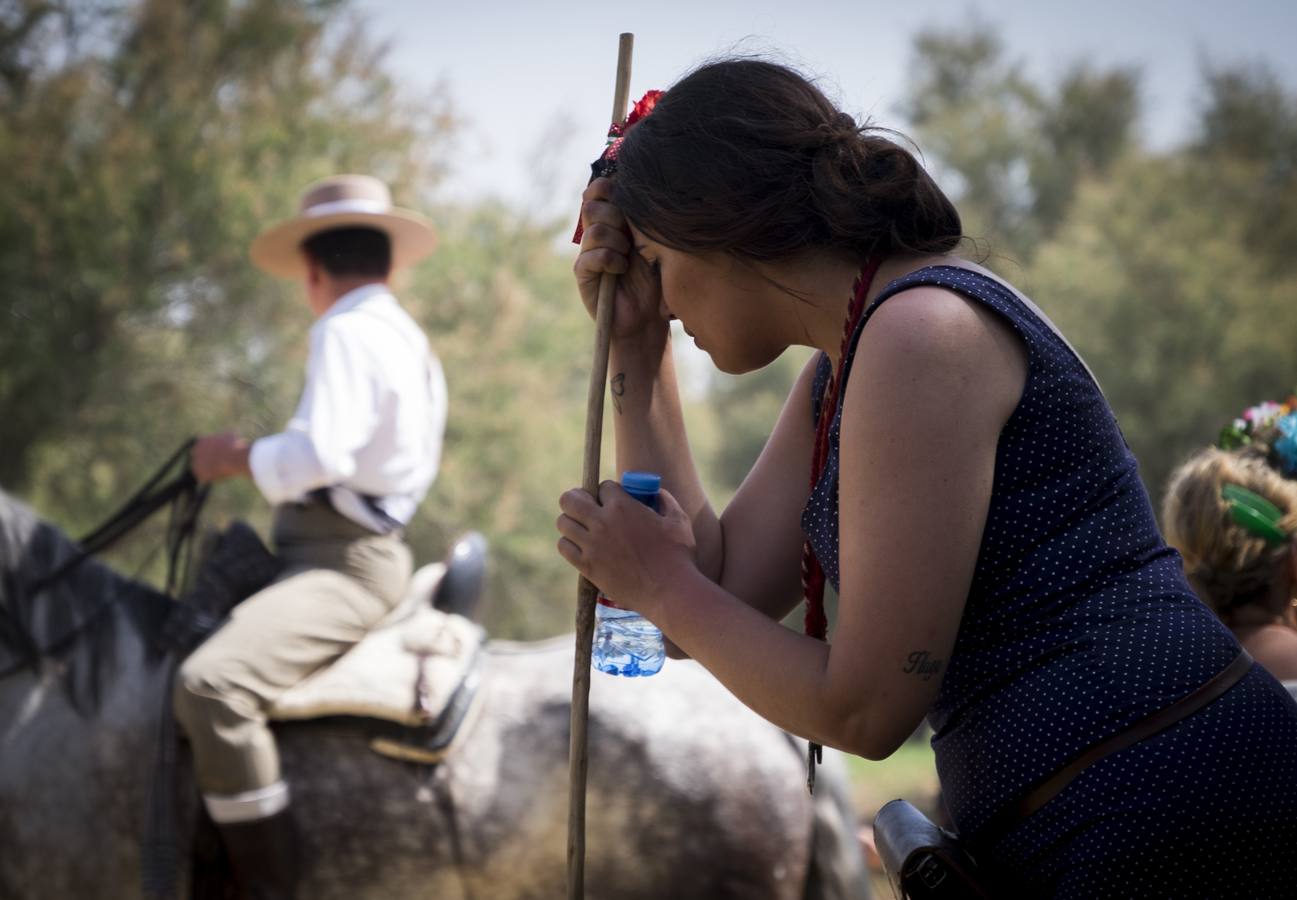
[1222,483,1289,546]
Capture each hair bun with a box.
[812,112,858,150]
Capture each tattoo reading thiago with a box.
[903,650,944,681]
[611,372,626,414]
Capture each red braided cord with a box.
[801,257,882,640]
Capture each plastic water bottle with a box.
[592,471,666,677]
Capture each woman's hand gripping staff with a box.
[574,178,668,346]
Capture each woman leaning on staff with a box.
[555,59,1297,897]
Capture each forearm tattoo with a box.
[611,372,626,414]
[903,650,944,681]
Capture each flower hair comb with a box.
[572,89,663,244]
[1219,395,1297,478]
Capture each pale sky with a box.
[359,0,1296,219]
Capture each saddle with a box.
[267,560,487,764]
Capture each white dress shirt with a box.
[249,283,447,532]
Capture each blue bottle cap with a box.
[621,471,661,496]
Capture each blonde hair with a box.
[1162,447,1297,622]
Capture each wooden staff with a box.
[567,31,634,900]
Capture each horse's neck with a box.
[1,492,171,672]
[0,597,169,733]
[0,493,174,740]
[0,601,180,900]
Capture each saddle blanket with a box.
[268,563,485,731]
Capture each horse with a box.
[0,489,871,899]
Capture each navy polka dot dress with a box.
[802,265,1297,897]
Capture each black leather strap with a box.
[997,650,1254,832]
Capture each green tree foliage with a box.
[1030,65,1297,499]
[899,24,1297,507]
[901,27,1041,255]
[0,0,450,509]
[901,25,1138,259]
[0,0,601,639]
[1030,154,1297,496]
[1192,64,1297,278]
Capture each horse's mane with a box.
[0,488,171,713]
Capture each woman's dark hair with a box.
[301,226,392,278]
[613,59,962,263]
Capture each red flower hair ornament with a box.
[572,89,663,244]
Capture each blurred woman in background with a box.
[1164,401,1297,689]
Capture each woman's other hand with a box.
[555,482,697,619]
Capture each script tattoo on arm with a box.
[611,372,626,415]
[902,650,944,681]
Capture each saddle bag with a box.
[873,799,992,900]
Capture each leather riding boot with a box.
[217,809,299,900]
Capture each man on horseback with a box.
[174,174,446,897]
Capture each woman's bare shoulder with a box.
[857,280,1028,424]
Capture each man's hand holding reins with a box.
[190,432,252,484]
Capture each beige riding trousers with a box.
[173,502,412,796]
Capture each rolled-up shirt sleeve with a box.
[248,322,379,506]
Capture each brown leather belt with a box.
[1002,650,1255,827]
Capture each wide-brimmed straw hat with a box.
[249,174,437,279]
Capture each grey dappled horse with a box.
[0,490,870,899]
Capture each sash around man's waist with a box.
[306,485,413,535]
[271,491,412,546]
